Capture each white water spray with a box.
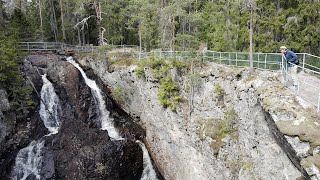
[39,74,61,135]
[12,74,61,180]
[136,140,158,180]
[12,141,45,180]
[66,57,123,140]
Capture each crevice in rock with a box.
[264,111,310,179]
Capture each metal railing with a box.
[19,42,140,53]
[139,50,320,111]
[19,42,97,52]
[281,55,320,111]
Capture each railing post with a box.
[303,53,306,72]
[281,54,287,84]
[236,53,238,66]
[27,42,30,52]
[257,54,260,69]
[219,52,222,64]
[265,54,267,69]
[91,44,94,53]
[212,52,215,62]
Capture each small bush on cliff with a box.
[210,108,238,156]
[111,85,127,103]
[158,76,182,111]
[214,84,225,97]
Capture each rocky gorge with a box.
[0,52,320,180]
[78,53,320,180]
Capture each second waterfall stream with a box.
[66,57,123,140]
[11,74,61,180]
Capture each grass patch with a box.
[109,58,136,67]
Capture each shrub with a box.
[210,108,238,156]
[158,76,182,111]
[171,58,188,70]
[111,85,126,103]
[214,84,225,97]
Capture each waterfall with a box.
[39,74,61,135]
[136,140,158,180]
[12,141,45,180]
[12,74,61,180]
[66,57,123,140]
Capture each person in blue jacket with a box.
[280,46,298,87]
[280,46,299,65]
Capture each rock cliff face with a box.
[79,56,320,180]
[0,54,145,179]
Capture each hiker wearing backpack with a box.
[280,46,299,88]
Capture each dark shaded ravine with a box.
[0,54,162,180]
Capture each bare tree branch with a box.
[73,15,95,30]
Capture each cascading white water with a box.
[12,74,61,180]
[39,74,61,135]
[12,141,45,180]
[66,57,123,140]
[136,140,158,180]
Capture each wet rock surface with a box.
[0,54,145,180]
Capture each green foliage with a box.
[171,58,189,70]
[135,56,188,79]
[186,73,202,92]
[4,0,320,55]
[214,84,225,99]
[111,85,127,103]
[0,20,34,118]
[158,76,182,111]
[135,66,145,78]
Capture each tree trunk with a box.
[38,0,44,41]
[171,16,175,51]
[82,29,85,45]
[249,5,253,70]
[59,0,66,42]
[95,0,103,45]
[77,29,81,45]
[50,0,58,42]
[139,23,142,52]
